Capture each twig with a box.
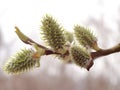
[15,26,60,55]
[91,43,120,59]
[87,43,120,70]
[15,26,120,71]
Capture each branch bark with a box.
[91,43,120,59]
[87,43,120,70]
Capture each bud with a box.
[41,15,66,52]
[64,31,73,43]
[70,46,91,68]
[3,49,40,74]
[74,25,100,50]
[15,26,29,43]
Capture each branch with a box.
[87,43,120,71]
[91,43,120,59]
[15,26,120,71]
[15,26,60,55]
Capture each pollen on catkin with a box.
[70,45,91,68]
[41,15,66,52]
[74,25,99,50]
[3,49,40,74]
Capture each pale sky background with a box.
[0,0,120,89]
[0,0,119,52]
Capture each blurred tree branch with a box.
[0,26,3,47]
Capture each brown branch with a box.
[91,43,120,59]
[15,26,120,71]
[87,43,120,70]
[26,38,60,55]
[15,26,60,55]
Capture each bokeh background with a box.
[0,0,120,90]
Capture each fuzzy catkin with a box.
[41,15,66,51]
[64,31,73,43]
[74,25,97,50]
[70,46,91,68]
[3,49,39,74]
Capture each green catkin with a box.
[3,49,40,74]
[41,15,66,51]
[64,31,73,43]
[70,46,91,68]
[74,25,99,50]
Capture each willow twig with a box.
[87,43,120,70]
[91,43,120,59]
[15,26,120,71]
[15,26,60,55]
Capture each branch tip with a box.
[15,26,29,43]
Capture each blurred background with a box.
[0,0,120,90]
